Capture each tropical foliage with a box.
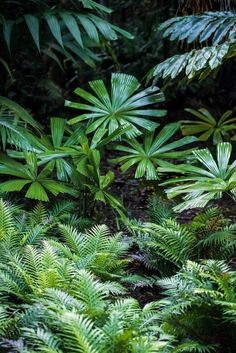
[181,108,236,144]
[0,199,169,352]
[148,11,236,83]
[129,198,236,273]
[158,142,236,212]
[0,0,132,70]
[66,73,167,138]
[111,122,196,179]
[0,99,127,213]
[1,1,236,353]
[157,260,236,353]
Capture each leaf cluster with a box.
[129,197,236,274]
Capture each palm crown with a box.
[112,122,196,180]
[66,73,167,139]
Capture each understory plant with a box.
[0,97,129,215]
[0,198,174,353]
[182,108,236,144]
[158,142,236,212]
[157,260,236,352]
[1,3,236,353]
[148,11,236,83]
[0,72,173,217]
[0,0,133,77]
[111,122,196,180]
[129,197,236,274]
[66,73,167,139]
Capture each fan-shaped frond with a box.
[67,73,166,140]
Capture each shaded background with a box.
[0,0,236,120]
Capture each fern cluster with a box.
[129,197,236,274]
[126,197,236,352]
[156,260,236,352]
[0,197,235,352]
[0,198,168,352]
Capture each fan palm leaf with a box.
[182,108,236,144]
[67,73,167,139]
[159,142,236,211]
[111,123,196,180]
[0,153,77,201]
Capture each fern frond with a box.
[0,199,15,240]
[148,196,175,224]
[71,270,107,315]
[29,203,48,225]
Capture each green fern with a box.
[156,260,236,352]
[129,205,236,273]
[18,274,165,353]
[54,224,130,281]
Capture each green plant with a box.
[0,198,174,353]
[158,142,236,212]
[181,108,236,144]
[0,101,127,214]
[18,277,166,353]
[129,218,194,274]
[72,137,126,217]
[28,117,83,182]
[0,97,42,150]
[0,0,132,69]
[66,73,167,139]
[156,260,236,352]
[0,153,77,201]
[148,11,236,83]
[128,199,236,274]
[0,199,131,299]
[51,224,131,281]
[111,122,196,180]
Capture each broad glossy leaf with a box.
[0,179,31,192]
